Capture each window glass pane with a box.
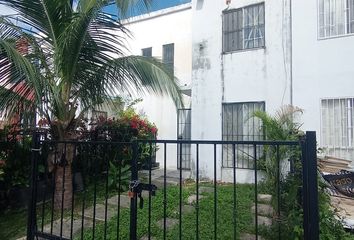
[348,0,354,33]
[222,3,264,52]
[321,98,354,148]
[142,47,152,57]
[222,102,265,168]
[319,0,351,38]
[162,43,174,74]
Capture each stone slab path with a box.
[107,194,130,208]
[156,218,179,230]
[81,203,118,222]
[37,169,185,239]
[241,193,273,239]
[42,217,92,239]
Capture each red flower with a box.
[131,121,138,129]
[151,127,157,135]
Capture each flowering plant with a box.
[93,108,157,142]
[89,108,158,171]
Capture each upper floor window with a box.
[162,43,174,75]
[142,47,152,57]
[319,0,354,39]
[222,3,265,53]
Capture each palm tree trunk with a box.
[53,142,75,210]
[54,164,73,210]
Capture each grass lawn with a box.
[78,183,256,240]
[0,177,119,240]
[0,181,262,240]
[0,207,28,240]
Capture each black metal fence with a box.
[26,131,319,240]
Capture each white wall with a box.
[123,4,192,169]
[292,0,354,163]
[191,0,292,181]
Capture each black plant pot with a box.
[142,155,159,170]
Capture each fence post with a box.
[301,131,319,240]
[130,140,138,240]
[27,131,39,240]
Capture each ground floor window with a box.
[177,108,191,169]
[222,102,265,168]
[321,98,354,149]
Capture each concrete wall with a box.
[123,4,192,169]
[292,0,354,163]
[191,0,291,181]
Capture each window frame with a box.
[318,0,354,40]
[142,47,152,57]
[221,101,265,169]
[320,97,354,149]
[222,2,266,54]
[162,43,175,75]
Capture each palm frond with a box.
[99,55,183,108]
[114,0,153,19]
[0,0,182,136]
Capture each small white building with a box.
[122,3,193,170]
[121,0,354,181]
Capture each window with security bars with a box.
[321,98,354,148]
[222,3,265,52]
[318,0,354,38]
[162,43,174,75]
[222,102,265,168]
[142,47,152,57]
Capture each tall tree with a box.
[0,0,182,209]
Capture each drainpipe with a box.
[290,0,293,106]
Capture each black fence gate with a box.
[27,132,319,240]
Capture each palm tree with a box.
[0,0,182,209]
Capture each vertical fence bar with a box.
[104,144,109,240]
[70,144,77,239]
[148,143,152,240]
[233,144,237,240]
[27,132,40,240]
[163,143,167,240]
[50,145,57,235]
[130,141,139,240]
[213,144,217,240]
[60,143,67,239]
[254,144,258,240]
[196,144,199,240]
[302,131,319,240]
[80,144,87,240]
[92,143,98,239]
[117,145,122,240]
[276,145,281,240]
[40,144,48,233]
[179,142,183,240]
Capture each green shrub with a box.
[254,105,353,239]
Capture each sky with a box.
[0,0,191,28]
[103,0,191,18]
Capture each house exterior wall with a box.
[292,0,354,165]
[123,4,192,169]
[191,0,292,182]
